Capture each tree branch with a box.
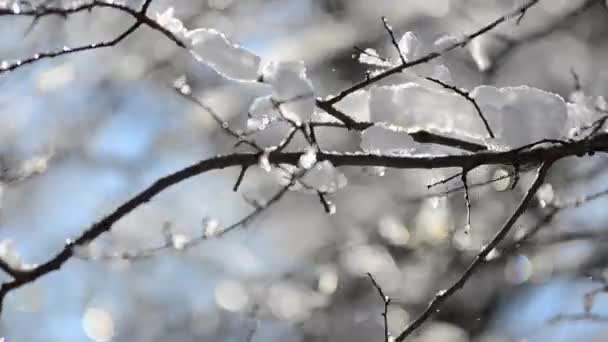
[395,161,552,341]
[1,130,604,311]
[0,0,185,74]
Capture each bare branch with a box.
[395,161,552,341]
[484,0,598,82]
[0,21,142,73]
[500,186,608,255]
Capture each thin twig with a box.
[424,77,495,138]
[0,0,185,74]
[395,161,552,341]
[322,0,540,105]
[367,273,392,342]
[381,16,406,65]
[461,169,472,228]
[316,0,542,127]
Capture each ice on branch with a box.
[188,29,261,81]
[399,31,421,62]
[156,7,187,38]
[471,86,568,146]
[248,95,278,130]
[361,123,417,154]
[359,31,452,83]
[298,146,317,169]
[301,161,347,193]
[358,48,393,68]
[536,183,554,208]
[276,161,347,194]
[433,34,465,49]
[259,150,272,172]
[566,92,608,137]
[332,90,370,123]
[469,36,492,71]
[173,75,191,95]
[202,218,223,238]
[156,7,261,81]
[259,61,315,125]
[171,234,189,250]
[369,83,487,137]
[0,239,24,271]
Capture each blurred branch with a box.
[483,0,600,82]
[549,312,608,324]
[395,162,552,341]
[76,168,307,261]
[500,187,608,255]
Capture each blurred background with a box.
[1,0,608,341]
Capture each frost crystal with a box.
[298,146,317,169]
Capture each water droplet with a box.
[258,151,271,172]
[492,167,513,192]
[202,217,223,238]
[171,234,189,250]
[328,201,337,215]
